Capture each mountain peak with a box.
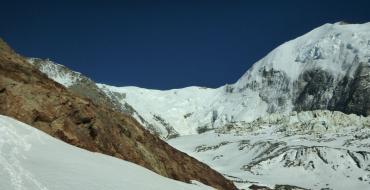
[236,22,370,86]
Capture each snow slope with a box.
[97,83,267,138]
[98,22,370,138]
[168,110,370,190]
[0,115,212,190]
[97,85,225,137]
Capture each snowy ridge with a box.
[0,115,212,190]
[27,58,83,87]
[168,110,370,190]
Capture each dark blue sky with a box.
[1,0,369,89]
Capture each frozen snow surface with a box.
[168,110,370,190]
[97,84,264,137]
[0,115,212,190]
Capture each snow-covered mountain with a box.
[28,22,370,139]
[98,22,370,138]
[0,115,212,190]
[23,22,370,189]
[169,110,370,190]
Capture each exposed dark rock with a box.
[249,184,272,190]
[195,141,230,152]
[294,69,335,110]
[343,63,370,116]
[32,109,54,123]
[246,67,291,113]
[0,87,5,93]
[248,184,308,190]
[197,125,213,134]
[153,114,179,139]
[274,184,309,190]
[293,63,370,116]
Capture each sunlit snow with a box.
[0,115,212,190]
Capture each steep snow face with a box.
[98,22,370,137]
[97,85,220,137]
[0,115,212,190]
[168,110,370,190]
[98,84,268,138]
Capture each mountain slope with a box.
[0,115,213,190]
[169,110,370,190]
[27,58,160,137]
[0,38,237,190]
[27,57,135,114]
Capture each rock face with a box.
[330,63,370,115]
[0,38,237,190]
[295,63,370,116]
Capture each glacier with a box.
[168,110,370,190]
